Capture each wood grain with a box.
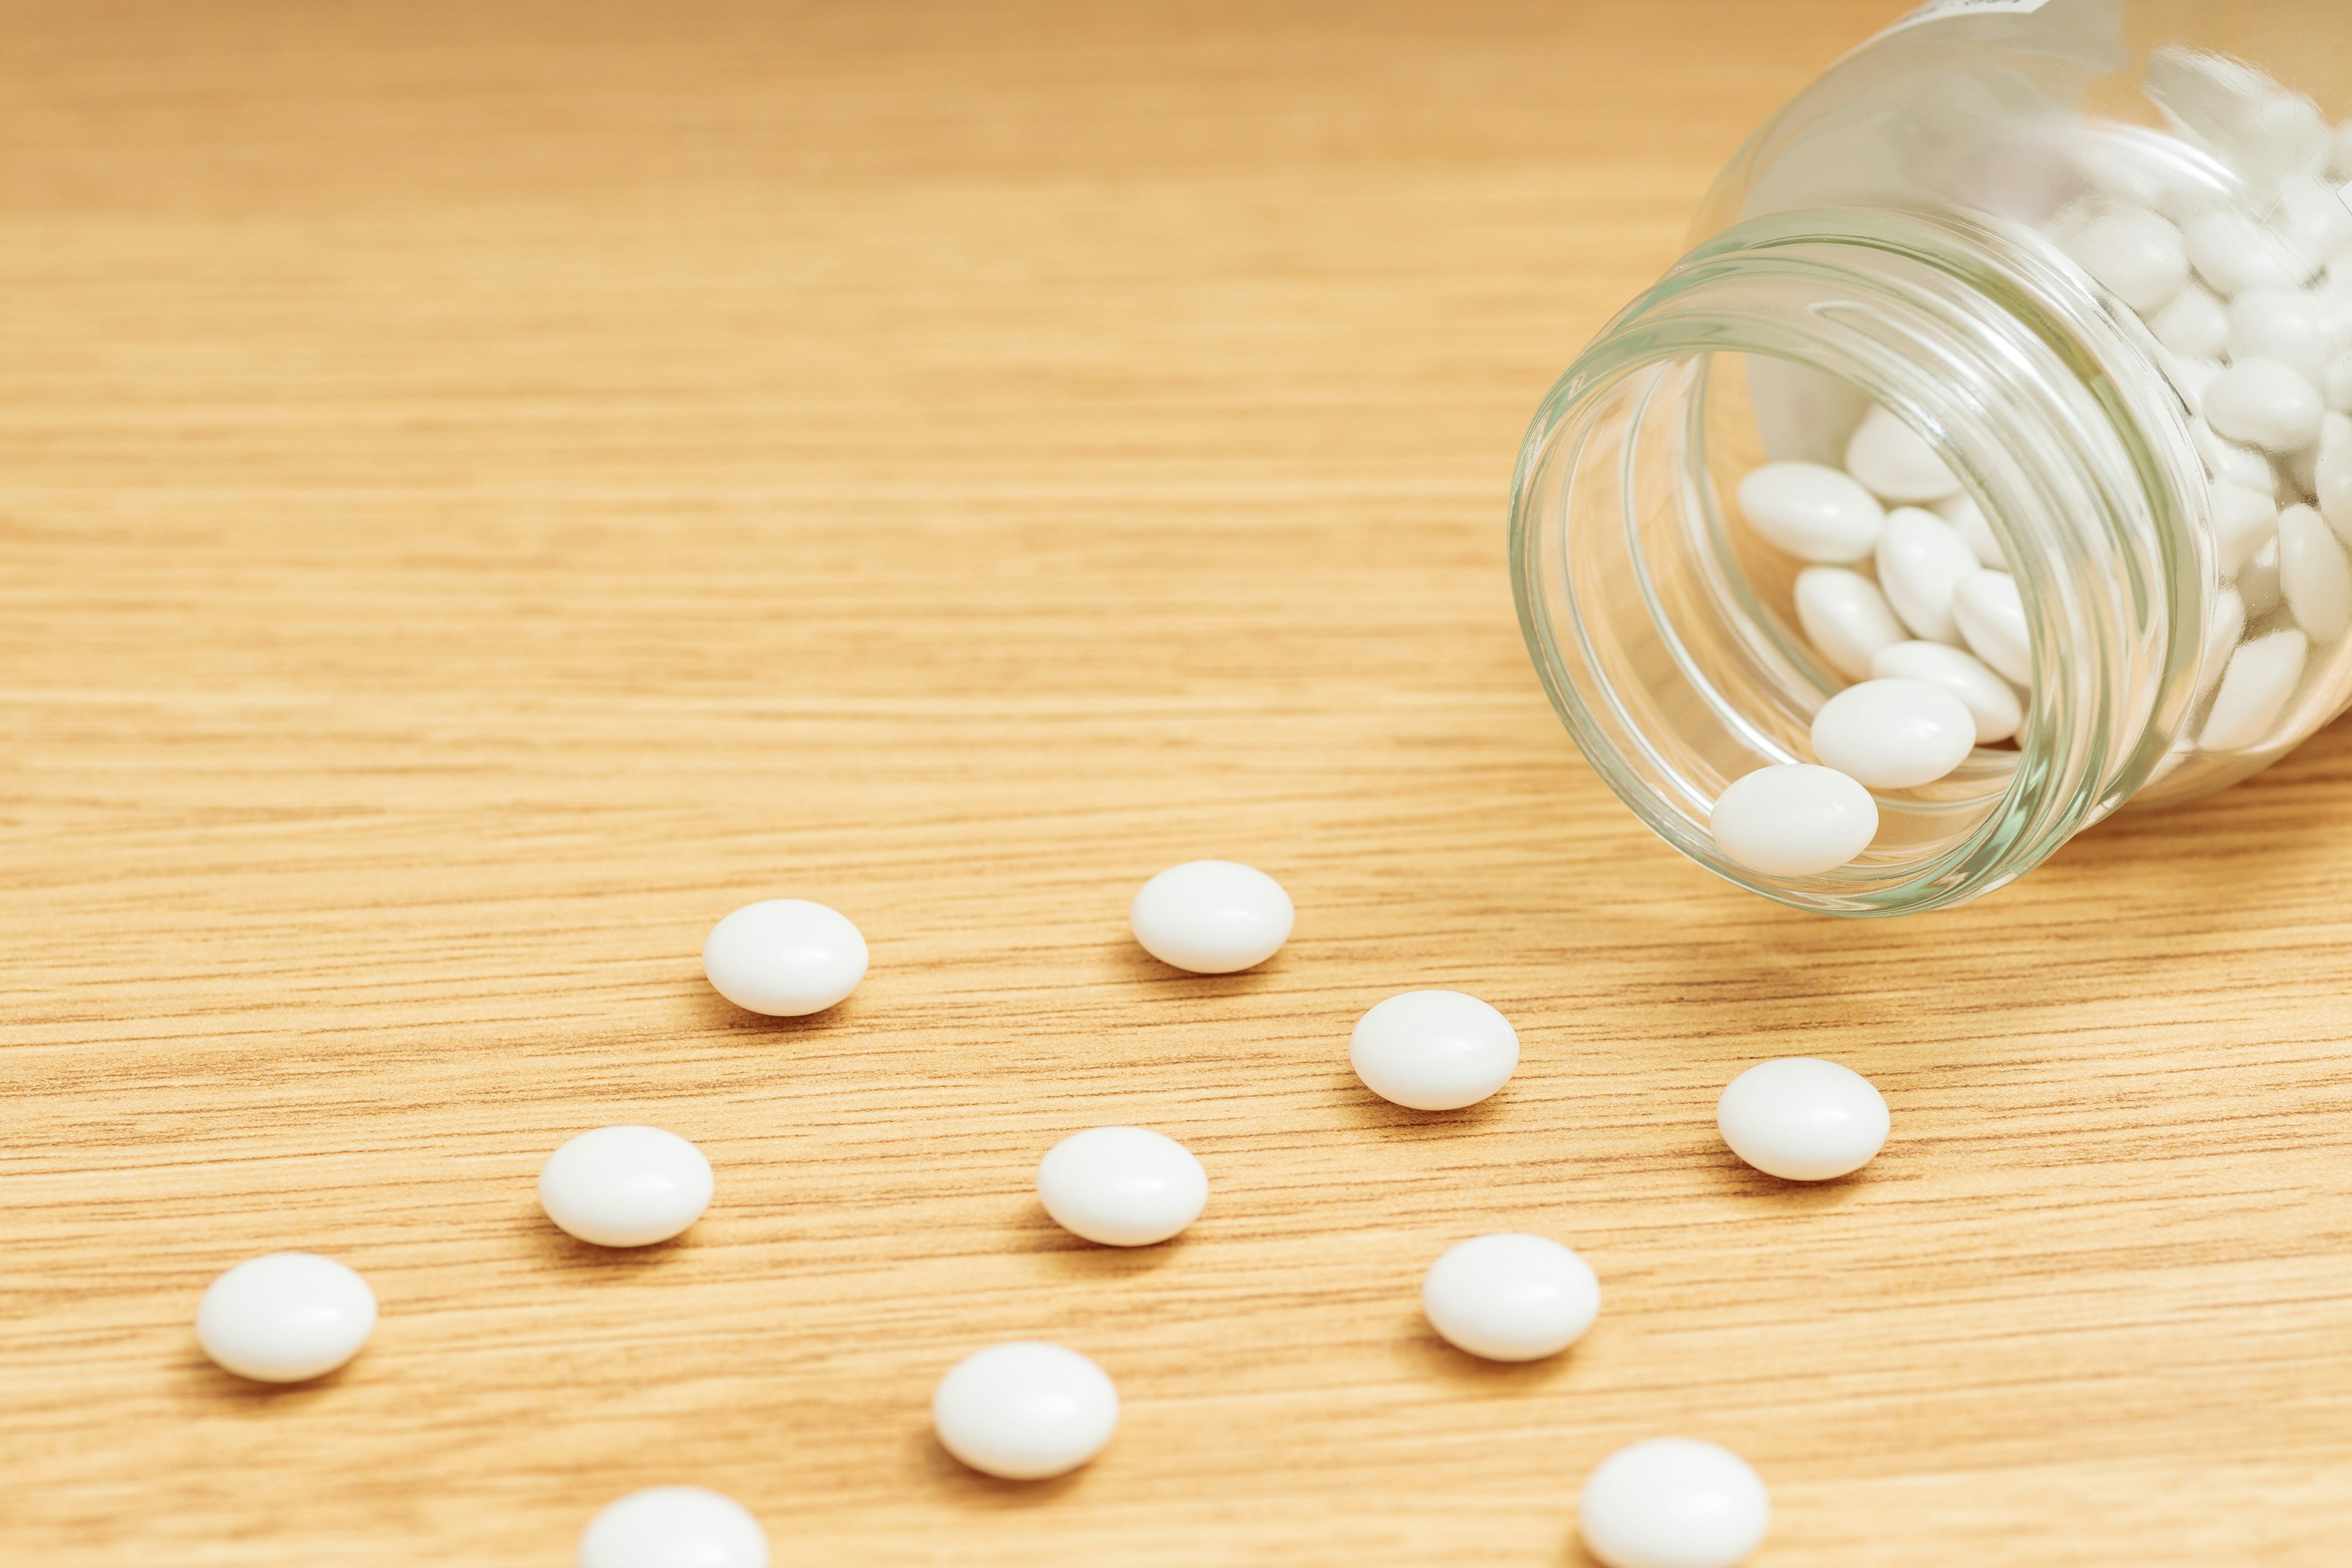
[6,2,2351,1564]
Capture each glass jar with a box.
[1510,0,2352,914]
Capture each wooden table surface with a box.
[8,2,2351,1564]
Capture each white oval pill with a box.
[2316,412,2351,540]
[1422,1234,1600,1362]
[2211,481,2280,578]
[197,1253,377,1383]
[2062,205,2188,312]
[1036,1126,1207,1247]
[1951,569,2032,685]
[1932,492,2005,571]
[2228,289,2332,384]
[702,899,867,1017]
[1874,506,1980,643]
[932,1342,1119,1480]
[1792,566,1905,681]
[1579,1438,1771,1568]
[2201,628,2308,750]
[1842,404,1962,503]
[2278,503,2352,641]
[2205,357,2325,452]
[1809,677,1976,788]
[2274,174,2352,269]
[1735,462,1886,562]
[538,1125,714,1248]
[2150,283,2231,359]
[1128,859,1293,974]
[1349,990,1519,1111]
[578,1488,769,1568]
[2192,418,2280,496]
[1717,1057,1890,1181]
[2240,535,2283,617]
[2196,589,2247,703]
[2187,209,2315,295]
[1868,641,2021,744]
[1708,764,1877,878]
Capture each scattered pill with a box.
[2062,205,2188,312]
[1951,569,2032,685]
[2202,628,2308,750]
[1792,566,1905,681]
[1349,989,1520,1110]
[1035,1126,1207,1247]
[1717,1058,1890,1181]
[1842,404,1962,504]
[1932,491,2005,571]
[702,899,868,1016]
[2278,503,2352,641]
[196,1253,377,1384]
[1868,641,2021,744]
[577,1487,768,1568]
[2205,357,2326,452]
[2149,283,2231,359]
[1809,677,1977,788]
[1708,764,1877,878]
[538,1125,714,1248]
[1128,859,1294,974]
[1421,1233,1600,1362]
[1578,1437,1771,1568]
[1734,461,1885,562]
[1874,505,1980,643]
[932,1341,1119,1480]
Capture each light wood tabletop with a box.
[7,2,2351,1564]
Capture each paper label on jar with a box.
[1880,0,2051,34]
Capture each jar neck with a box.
[1510,208,2208,916]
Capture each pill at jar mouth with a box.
[538,1125,714,1248]
[1717,1057,1891,1182]
[1708,764,1878,879]
[2061,205,2190,312]
[2202,628,2308,751]
[2150,283,2231,359]
[2240,534,2284,618]
[1349,989,1520,1111]
[2211,482,2281,578]
[1578,1438,1771,1568]
[2204,357,2326,452]
[1952,569,2032,685]
[1792,566,1906,682]
[2192,418,2281,496]
[2186,209,2318,295]
[1035,1126,1208,1247]
[1128,859,1294,974]
[578,1488,769,1568]
[1868,641,2022,744]
[2228,290,2334,384]
[1422,1233,1600,1362]
[197,1253,377,1384]
[1735,461,1886,562]
[1842,404,1964,504]
[1932,492,2006,571]
[932,1342,1119,1480]
[2317,413,2351,538]
[1874,506,1980,644]
[702,899,868,1017]
[1808,677,1977,788]
[2278,504,2351,641]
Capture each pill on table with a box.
[1874,506,1979,643]
[2279,503,2352,641]
[2150,283,2231,359]
[932,1341,1119,1480]
[702,899,867,1016]
[1792,566,1905,680]
[1842,404,1963,503]
[1128,859,1293,974]
[1952,569,2032,684]
[2316,413,2351,539]
[1734,461,1885,562]
[197,1253,377,1383]
[2201,628,2308,750]
[1808,677,1976,788]
[1717,1057,1891,1181]
[1036,1126,1207,1247]
[1868,641,2022,744]
[2228,289,2333,383]
[1578,1437,1771,1568]
[1708,764,1877,878]
[578,1487,769,1568]
[2211,481,2280,578]
[2204,357,2325,452]
[2186,209,2315,295]
[538,1125,714,1248]
[1932,492,2005,571]
[1421,1233,1600,1362]
[1349,989,1519,1110]
[2063,205,2189,312]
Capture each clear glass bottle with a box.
[1510,0,2352,914]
